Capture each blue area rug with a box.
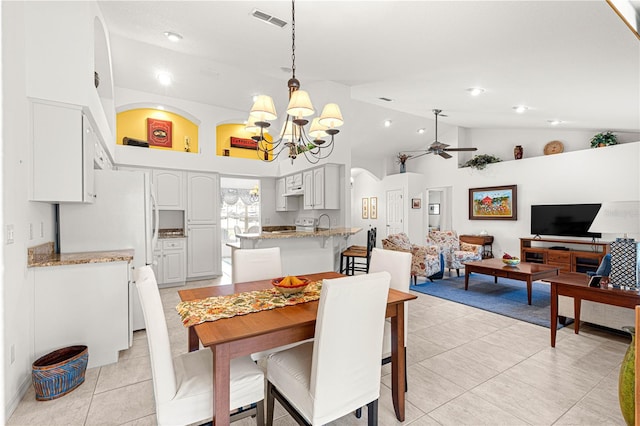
[410,275,565,329]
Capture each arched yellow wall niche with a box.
[116,109,199,153]
[216,123,273,160]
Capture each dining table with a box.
[178,271,417,426]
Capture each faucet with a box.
[317,214,331,230]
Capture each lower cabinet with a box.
[34,261,130,368]
[153,238,186,286]
[188,224,220,278]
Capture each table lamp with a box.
[588,201,640,289]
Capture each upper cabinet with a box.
[303,165,340,210]
[31,101,95,203]
[153,170,186,210]
[25,1,115,158]
[276,178,299,212]
[187,172,218,224]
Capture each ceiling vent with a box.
[378,97,393,102]
[251,9,288,28]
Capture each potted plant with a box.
[396,153,411,173]
[590,131,617,148]
[462,154,502,170]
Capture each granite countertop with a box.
[27,242,134,268]
[237,227,362,240]
[158,228,186,239]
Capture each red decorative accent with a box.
[147,118,173,147]
[230,136,258,150]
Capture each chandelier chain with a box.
[291,0,296,79]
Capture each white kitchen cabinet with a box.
[187,172,218,224]
[303,165,340,210]
[34,261,130,368]
[153,169,185,210]
[276,177,299,211]
[31,101,95,203]
[155,238,186,286]
[187,224,220,278]
[285,173,303,193]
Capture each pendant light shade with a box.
[318,103,344,128]
[286,90,314,117]
[250,95,277,121]
[308,117,328,138]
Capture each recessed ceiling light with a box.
[384,120,392,128]
[417,128,425,134]
[547,119,562,125]
[163,31,183,42]
[513,105,528,113]
[466,87,485,96]
[156,72,172,86]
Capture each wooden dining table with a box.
[178,271,417,426]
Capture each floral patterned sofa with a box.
[427,230,482,276]
[382,233,442,284]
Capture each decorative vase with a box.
[400,163,406,173]
[619,326,635,426]
[514,145,523,160]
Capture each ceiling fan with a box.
[403,109,477,160]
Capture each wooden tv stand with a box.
[520,237,610,274]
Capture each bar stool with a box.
[340,228,376,275]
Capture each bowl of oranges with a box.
[271,275,311,295]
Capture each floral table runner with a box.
[176,280,322,327]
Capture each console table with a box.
[520,237,609,274]
[545,273,640,347]
[460,234,494,258]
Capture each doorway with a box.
[426,186,452,233]
[220,177,261,280]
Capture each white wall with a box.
[2,2,57,417]
[405,140,639,258]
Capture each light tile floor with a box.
[8,274,630,425]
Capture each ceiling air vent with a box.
[251,9,288,28]
[378,97,393,102]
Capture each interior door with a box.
[386,189,404,236]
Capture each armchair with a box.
[382,232,442,284]
[427,230,482,276]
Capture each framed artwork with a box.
[147,118,173,147]
[370,197,378,219]
[428,203,440,215]
[362,198,369,219]
[411,198,421,209]
[469,185,517,220]
[230,136,258,150]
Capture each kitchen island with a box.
[233,227,361,275]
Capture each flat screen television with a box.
[530,203,602,238]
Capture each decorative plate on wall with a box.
[544,140,564,155]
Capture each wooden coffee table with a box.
[463,258,560,305]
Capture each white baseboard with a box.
[5,375,31,422]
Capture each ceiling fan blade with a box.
[443,147,478,152]
[439,151,453,159]
[407,152,429,160]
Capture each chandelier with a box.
[247,0,343,164]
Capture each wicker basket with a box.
[32,346,88,401]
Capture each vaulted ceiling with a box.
[99,1,640,159]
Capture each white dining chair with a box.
[354,248,411,419]
[265,272,391,426]
[232,247,283,284]
[135,265,265,425]
[232,247,307,361]
[369,248,411,364]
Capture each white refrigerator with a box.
[59,169,158,333]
